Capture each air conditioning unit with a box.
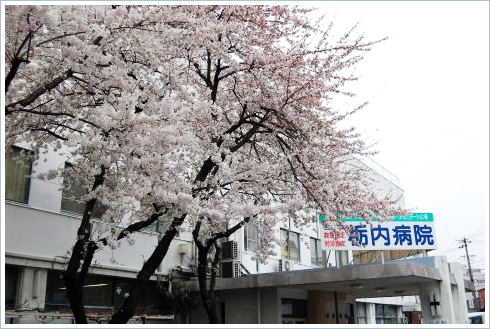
[279,258,293,272]
[178,243,188,255]
[221,241,238,260]
[221,260,241,278]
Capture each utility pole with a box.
[459,238,474,282]
[458,237,479,311]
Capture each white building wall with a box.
[6,143,196,278]
[5,203,193,276]
[354,157,405,209]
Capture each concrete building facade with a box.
[3,147,471,324]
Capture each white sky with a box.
[305,1,489,269]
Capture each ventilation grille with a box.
[221,261,241,278]
[221,241,238,260]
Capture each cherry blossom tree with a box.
[5,5,403,324]
[5,5,193,323]
[169,6,402,323]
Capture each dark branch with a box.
[6,69,74,111]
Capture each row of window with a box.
[7,148,322,263]
[356,302,399,324]
[244,223,324,266]
[5,266,169,313]
[6,147,165,232]
[6,147,105,217]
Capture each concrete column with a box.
[420,257,455,324]
[396,305,403,324]
[16,267,48,311]
[449,262,469,323]
[366,303,376,324]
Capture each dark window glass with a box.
[375,304,399,324]
[244,222,258,251]
[83,276,113,307]
[281,298,307,318]
[5,266,18,309]
[114,279,133,308]
[357,302,367,324]
[6,147,32,203]
[45,270,168,313]
[46,271,112,307]
[280,229,289,259]
[280,229,300,262]
[310,238,324,266]
[45,271,69,305]
[61,163,106,218]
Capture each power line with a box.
[465,228,485,238]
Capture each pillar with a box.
[449,262,469,323]
[419,257,455,324]
[16,267,48,311]
[366,303,376,324]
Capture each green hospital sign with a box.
[318,213,434,222]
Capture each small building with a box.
[188,256,469,324]
[465,267,485,311]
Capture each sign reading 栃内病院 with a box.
[320,213,437,250]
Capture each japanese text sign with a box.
[322,213,437,250]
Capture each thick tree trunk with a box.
[109,227,178,324]
[197,246,219,324]
[62,168,105,324]
[64,275,87,324]
[62,197,98,323]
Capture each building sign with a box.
[321,213,437,250]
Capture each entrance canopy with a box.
[211,259,442,298]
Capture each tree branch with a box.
[209,217,251,245]
[6,68,74,112]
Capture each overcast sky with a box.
[304,1,489,269]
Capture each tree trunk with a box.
[63,168,105,323]
[196,246,219,324]
[62,200,97,324]
[109,227,177,323]
[64,274,87,324]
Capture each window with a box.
[46,271,114,307]
[61,163,106,218]
[137,202,178,236]
[45,270,166,312]
[356,302,367,324]
[375,304,398,324]
[281,228,300,262]
[244,222,259,251]
[5,266,18,310]
[145,216,179,237]
[6,147,32,203]
[310,237,324,266]
[282,298,307,323]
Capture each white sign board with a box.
[322,213,437,250]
